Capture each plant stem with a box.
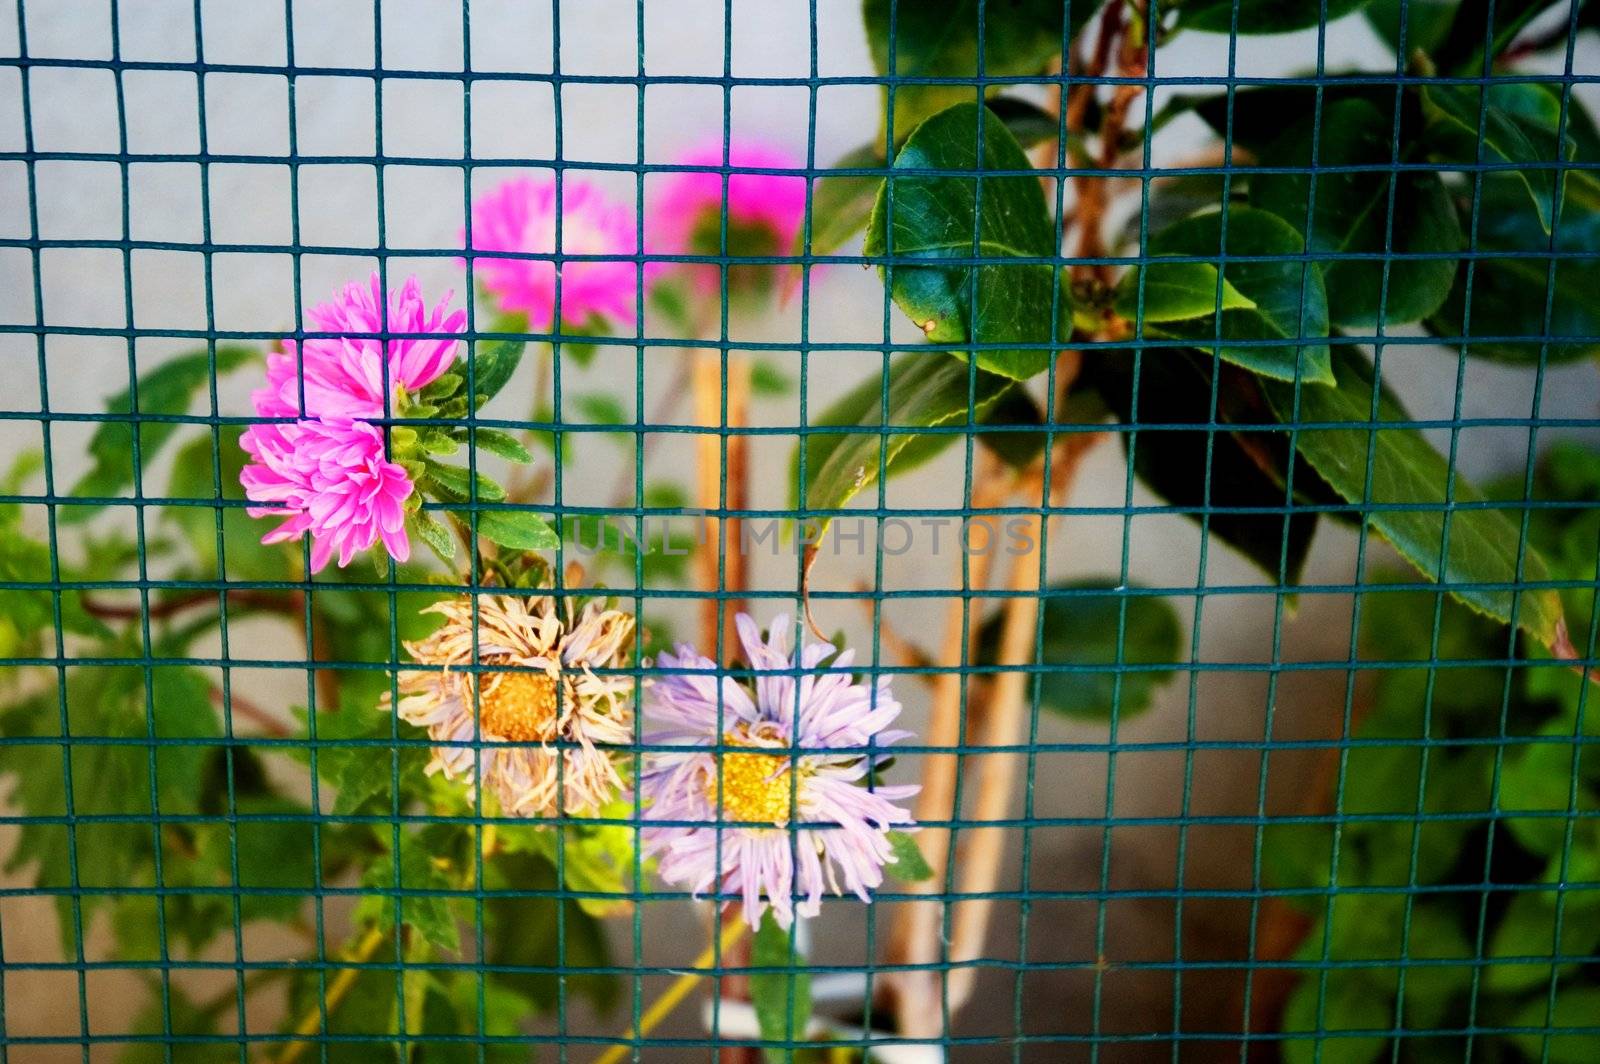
[693,349,751,658]
[272,925,386,1064]
[886,451,1011,1035]
[593,919,749,1064]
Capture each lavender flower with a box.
[640,613,916,928]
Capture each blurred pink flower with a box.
[647,139,807,295]
[466,175,639,330]
[239,417,413,572]
[254,273,465,420]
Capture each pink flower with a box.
[239,417,413,573]
[646,139,807,295]
[465,176,639,330]
[254,273,466,420]
[640,613,916,929]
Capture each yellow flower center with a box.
[478,669,560,742]
[711,739,799,826]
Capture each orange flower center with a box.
[478,670,560,742]
[710,739,798,826]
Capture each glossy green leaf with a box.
[1113,259,1256,323]
[469,509,560,551]
[1425,89,1600,364]
[67,345,257,519]
[803,98,1062,267]
[1362,0,1458,54]
[1428,178,1600,364]
[750,912,813,1063]
[976,578,1183,720]
[1252,98,1463,327]
[1143,208,1334,384]
[866,102,1069,381]
[862,0,1091,140]
[1177,0,1377,35]
[1083,349,1322,584]
[1432,0,1561,75]
[795,353,1015,518]
[1259,346,1570,655]
[1421,82,1571,233]
[801,143,884,262]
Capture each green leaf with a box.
[1082,349,1321,584]
[1177,0,1377,35]
[1113,259,1256,323]
[1258,346,1570,655]
[485,849,618,1014]
[794,354,1015,519]
[409,511,457,567]
[423,460,507,503]
[470,508,560,551]
[1421,82,1571,233]
[865,101,1070,381]
[1426,175,1600,366]
[573,391,630,427]
[862,0,1091,141]
[1142,208,1334,384]
[1510,987,1600,1064]
[67,345,257,519]
[357,834,460,953]
[1432,0,1561,75]
[470,427,534,464]
[976,578,1183,720]
[466,311,528,410]
[750,912,813,1063]
[1363,0,1458,54]
[1251,98,1463,327]
[1280,970,1388,1064]
[801,143,885,263]
[750,359,795,396]
[1486,851,1600,993]
[886,830,934,882]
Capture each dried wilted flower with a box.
[392,593,636,817]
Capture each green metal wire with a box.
[2,0,1599,1061]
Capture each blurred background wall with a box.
[2,1,1597,1059]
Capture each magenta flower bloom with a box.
[466,176,639,330]
[646,139,807,295]
[239,417,413,573]
[640,613,916,929]
[254,273,466,420]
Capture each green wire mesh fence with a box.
[2,0,1599,1062]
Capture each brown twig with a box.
[886,452,1013,1037]
[81,588,304,622]
[693,351,751,658]
[946,414,1101,1010]
[208,684,290,738]
[852,582,935,677]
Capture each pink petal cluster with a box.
[466,176,639,331]
[240,274,464,572]
[640,613,917,929]
[239,417,413,572]
[646,139,807,293]
[255,273,465,420]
